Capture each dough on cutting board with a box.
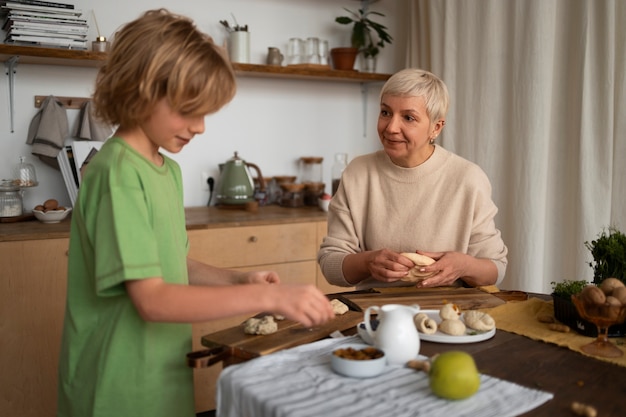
[243,315,278,335]
[331,298,349,315]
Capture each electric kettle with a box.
[216,152,265,205]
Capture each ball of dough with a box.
[414,313,438,334]
[243,315,278,335]
[330,298,349,315]
[463,310,496,331]
[439,318,466,336]
[439,303,462,320]
[400,252,437,282]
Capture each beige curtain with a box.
[406,0,626,292]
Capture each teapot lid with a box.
[228,151,243,162]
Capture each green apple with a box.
[429,351,480,400]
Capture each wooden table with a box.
[203,292,623,416]
[418,300,623,416]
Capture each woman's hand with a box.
[413,251,497,287]
[363,249,416,283]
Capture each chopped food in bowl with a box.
[331,343,386,378]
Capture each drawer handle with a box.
[248,236,258,243]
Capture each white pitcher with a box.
[364,304,421,365]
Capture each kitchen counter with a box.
[0,205,327,242]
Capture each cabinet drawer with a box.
[188,223,317,268]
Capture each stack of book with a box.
[57,139,103,206]
[1,0,88,50]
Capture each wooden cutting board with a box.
[342,287,506,311]
[194,288,505,366]
[198,308,363,364]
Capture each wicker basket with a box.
[552,293,626,337]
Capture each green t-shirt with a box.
[57,137,194,417]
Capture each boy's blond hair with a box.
[93,9,236,128]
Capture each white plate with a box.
[417,309,495,344]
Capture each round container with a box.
[13,156,38,188]
[300,157,323,184]
[0,181,23,218]
[331,343,386,378]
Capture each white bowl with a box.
[32,208,71,223]
[331,343,386,378]
[318,197,330,212]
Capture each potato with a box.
[580,285,606,305]
[33,205,44,211]
[43,199,59,210]
[605,295,622,307]
[612,286,626,305]
[600,277,625,295]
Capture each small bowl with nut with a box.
[32,199,71,224]
[331,343,386,378]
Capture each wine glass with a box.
[571,294,626,358]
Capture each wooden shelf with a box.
[0,44,107,68]
[0,44,391,82]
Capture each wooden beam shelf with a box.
[0,44,391,82]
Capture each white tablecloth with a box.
[216,335,553,417]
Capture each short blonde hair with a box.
[380,68,449,122]
[93,9,236,128]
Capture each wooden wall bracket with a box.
[34,95,90,109]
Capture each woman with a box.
[318,68,507,290]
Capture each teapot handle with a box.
[246,162,266,191]
[363,306,380,339]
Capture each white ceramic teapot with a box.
[363,304,421,365]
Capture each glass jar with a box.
[299,156,323,184]
[331,153,348,195]
[0,181,23,217]
[13,156,38,188]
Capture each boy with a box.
[57,9,334,417]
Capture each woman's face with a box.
[377,94,445,168]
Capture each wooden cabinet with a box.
[0,207,340,415]
[0,238,69,417]
[187,221,331,412]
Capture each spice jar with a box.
[299,157,323,184]
[0,181,23,218]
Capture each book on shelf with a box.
[0,0,74,9]
[4,9,86,22]
[57,140,104,207]
[5,34,87,48]
[9,28,86,39]
[6,19,88,32]
[1,2,82,16]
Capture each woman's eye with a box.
[380,110,390,117]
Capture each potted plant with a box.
[585,226,626,285]
[551,226,626,337]
[332,7,393,72]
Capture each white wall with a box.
[0,0,404,208]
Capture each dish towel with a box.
[74,100,113,142]
[216,335,553,417]
[26,95,68,169]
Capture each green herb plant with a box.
[584,227,626,286]
[551,280,590,298]
[335,8,393,58]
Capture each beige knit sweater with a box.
[317,146,508,290]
